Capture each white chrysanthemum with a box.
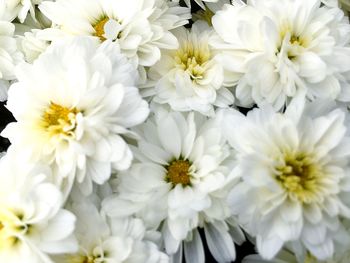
[4,0,47,23]
[147,23,234,116]
[103,109,244,263]
[38,0,190,70]
[222,97,350,260]
[53,197,168,263]
[18,29,50,63]
[1,37,149,196]
[243,250,320,263]
[0,3,23,101]
[244,219,350,263]
[212,0,350,110]
[192,0,232,26]
[0,150,77,263]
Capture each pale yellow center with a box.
[68,250,108,263]
[68,255,95,263]
[304,252,318,263]
[0,210,29,251]
[42,102,78,136]
[174,41,211,81]
[93,17,109,41]
[275,152,321,203]
[166,160,191,187]
[278,23,310,59]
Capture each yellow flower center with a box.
[68,250,108,263]
[0,210,29,251]
[166,160,191,187]
[174,40,211,81]
[275,152,322,203]
[93,17,109,41]
[278,22,311,59]
[42,102,78,136]
[68,255,95,263]
[304,252,318,263]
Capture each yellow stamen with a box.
[68,255,94,263]
[93,17,109,41]
[166,160,191,187]
[275,152,321,203]
[175,40,211,81]
[304,252,318,263]
[0,211,27,250]
[42,102,78,136]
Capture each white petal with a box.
[204,222,236,262]
[184,229,205,263]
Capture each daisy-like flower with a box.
[54,196,168,263]
[147,23,234,116]
[211,0,350,110]
[103,109,244,263]
[244,219,350,263]
[222,97,350,260]
[243,250,320,263]
[38,0,190,71]
[18,29,50,63]
[0,150,77,263]
[192,0,231,26]
[4,0,48,23]
[1,37,149,196]
[0,3,23,101]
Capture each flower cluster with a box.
[1,0,350,262]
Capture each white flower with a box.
[54,197,168,263]
[223,97,350,260]
[192,0,231,26]
[18,29,50,63]
[38,0,190,70]
[4,0,47,23]
[1,37,149,196]
[0,149,77,263]
[147,23,234,116]
[243,220,350,263]
[103,109,243,263]
[0,3,23,101]
[211,0,350,110]
[243,250,318,263]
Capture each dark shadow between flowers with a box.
[0,101,14,152]
[198,228,255,263]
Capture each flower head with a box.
[55,195,167,263]
[148,23,234,116]
[103,109,242,262]
[0,150,77,263]
[39,0,190,69]
[223,97,350,260]
[212,0,350,109]
[2,37,149,196]
[0,3,23,101]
